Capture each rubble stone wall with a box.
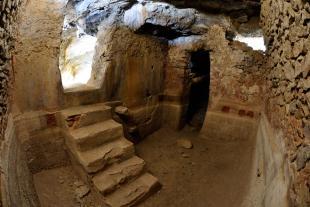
[0,0,21,139]
[206,25,265,107]
[261,0,310,206]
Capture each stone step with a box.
[70,120,123,152]
[62,103,112,129]
[104,173,160,207]
[93,156,146,195]
[74,138,135,173]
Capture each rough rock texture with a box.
[0,0,20,139]
[124,1,232,37]
[66,0,135,36]
[261,0,310,206]
[206,27,265,105]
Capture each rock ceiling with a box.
[157,0,261,16]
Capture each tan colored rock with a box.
[296,146,310,171]
[115,106,129,116]
[75,185,90,198]
[284,62,295,80]
[104,173,160,207]
[93,156,145,195]
[177,139,193,149]
[293,40,304,58]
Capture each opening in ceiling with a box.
[59,3,98,90]
[234,34,266,51]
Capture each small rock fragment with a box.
[177,139,193,149]
[58,176,65,184]
[115,106,129,116]
[74,180,84,187]
[181,153,190,158]
[296,146,310,171]
[75,185,90,198]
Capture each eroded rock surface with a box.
[124,1,231,38]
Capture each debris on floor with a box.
[75,184,90,199]
[34,166,108,207]
[177,138,193,149]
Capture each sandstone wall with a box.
[261,0,310,206]
[13,0,67,112]
[92,26,167,107]
[92,26,167,138]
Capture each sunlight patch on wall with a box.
[234,34,266,51]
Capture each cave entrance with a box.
[186,50,211,130]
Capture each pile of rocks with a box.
[0,0,21,139]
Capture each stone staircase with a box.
[60,103,160,207]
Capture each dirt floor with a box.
[136,127,257,207]
[34,167,109,207]
[33,126,257,207]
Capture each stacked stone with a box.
[261,0,310,206]
[0,0,20,139]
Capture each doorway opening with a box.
[186,50,211,130]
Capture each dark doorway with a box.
[186,50,211,129]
